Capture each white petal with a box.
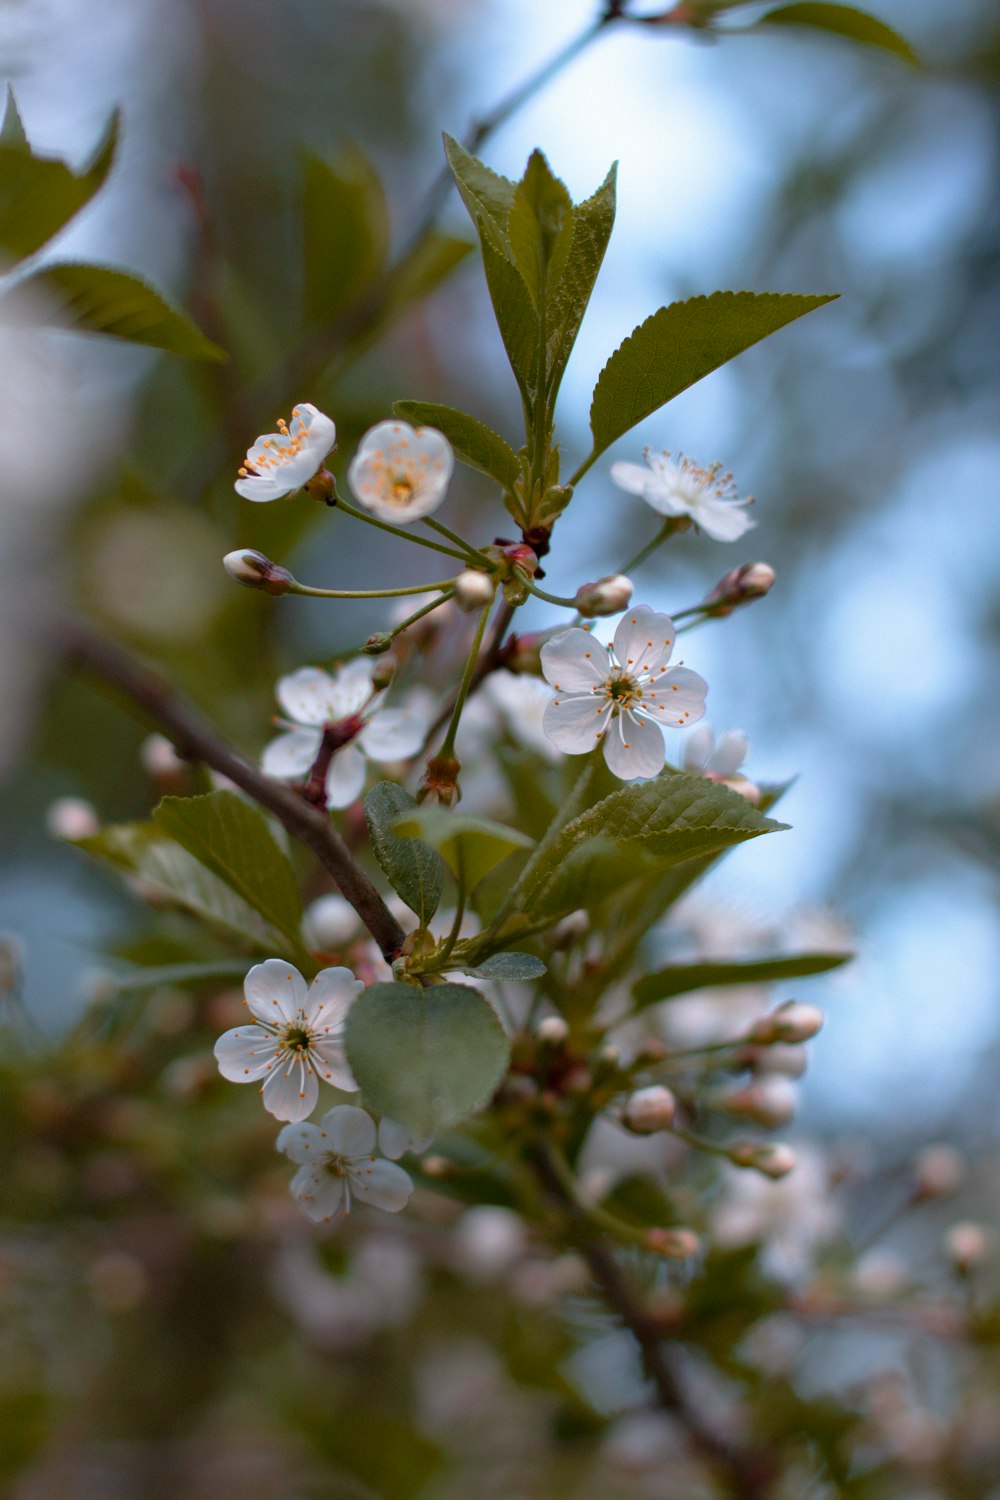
[359,706,428,761]
[323,745,367,809]
[542,694,609,754]
[262,728,319,779]
[261,1056,319,1121]
[613,607,677,676]
[243,959,309,1025]
[690,496,756,542]
[276,667,338,726]
[305,966,364,1032]
[214,1026,278,1081]
[603,712,665,781]
[235,474,296,503]
[290,1163,346,1221]
[609,459,653,496]
[708,730,749,777]
[683,723,715,772]
[321,1104,377,1157]
[291,403,336,457]
[276,1121,327,1164]
[540,628,608,692]
[328,658,376,718]
[354,418,413,459]
[349,1158,414,1213]
[639,667,708,728]
[347,421,453,525]
[310,1038,358,1091]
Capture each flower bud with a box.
[46,796,99,841]
[504,632,546,676]
[645,1226,700,1259]
[749,1001,824,1046]
[945,1221,991,1271]
[574,574,634,618]
[544,909,590,950]
[453,569,496,611]
[722,1077,797,1129]
[418,754,461,807]
[362,632,395,656]
[623,1085,677,1134]
[703,561,776,616]
[728,1140,797,1179]
[223,549,295,595]
[369,656,397,691]
[140,734,188,793]
[303,893,359,950]
[454,1206,526,1279]
[536,1016,569,1046]
[914,1144,965,1200]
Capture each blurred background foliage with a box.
[1,0,1000,1494]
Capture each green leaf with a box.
[523,774,786,910]
[632,951,852,1011]
[345,981,510,1138]
[11,261,225,359]
[481,234,540,406]
[107,959,251,994]
[588,291,837,463]
[153,792,304,947]
[301,145,388,325]
[443,133,516,254]
[392,399,520,492]
[547,163,617,404]
[758,4,919,65]
[531,835,661,919]
[385,230,474,309]
[0,107,118,260]
[391,808,534,892]
[365,781,443,926]
[507,150,574,312]
[461,952,547,980]
[75,822,293,955]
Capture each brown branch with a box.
[60,622,407,964]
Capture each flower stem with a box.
[488,751,600,933]
[619,518,689,575]
[438,599,494,760]
[388,588,455,639]
[420,516,492,566]
[520,574,578,608]
[290,578,457,600]
[335,495,472,562]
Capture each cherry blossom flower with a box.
[610,449,755,542]
[277,1104,415,1221]
[540,606,707,780]
[683,723,760,801]
[262,661,428,809]
[214,959,362,1122]
[347,419,453,523]
[235,403,336,502]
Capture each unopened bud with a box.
[140,734,187,791]
[914,1144,965,1200]
[418,754,461,807]
[745,1042,808,1078]
[223,548,295,595]
[536,1016,569,1046]
[574,574,634,618]
[645,1227,700,1259]
[623,1085,676,1134]
[703,561,775,615]
[504,632,546,676]
[362,632,395,656]
[945,1221,991,1271]
[369,656,397,691]
[303,894,359,950]
[453,569,496,611]
[729,1141,797,1179]
[46,796,100,841]
[544,909,590,950]
[722,1077,797,1129]
[749,1001,824,1046]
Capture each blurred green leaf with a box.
[523,774,786,910]
[632,951,851,1010]
[507,149,574,312]
[547,162,617,405]
[291,1395,444,1500]
[386,230,474,309]
[301,144,388,325]
[346,981,510,1138]
[365,781,444,925]
[0,106,118,260]
[392,399,520,491]
[757,4,919,65]
[107,959,251,994]
[391,807,534,892]
[460,951,546,980]
[153,792,304,948]
[11,262,226,359]
[588,291,837,463]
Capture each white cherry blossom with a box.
[347,419,453,523]
[540,605,707,781]
[684,723,760,802]
[610,449,755,542]
[262,661,429,809]
[214,959,362,1122]
[277,1104,415,1221]
[235,403,336,502]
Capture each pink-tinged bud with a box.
[544,909,590,950]
[703,561,776,615]
[46,796,100,841]
[139,734,187,790]
[453,569,496,611]
[504,631,547,675]
[223,549,295,595]
[749,1001,824,1046]
[744,1042,808,1078]
[574,574,634,618]
[623,1085,677,1134]
[728,1141,797,1179]
[362,632,395,656]
[722,1077,797,1130]
[536,1016,569,1046]
[369,656,397,691]
[645,1226,700,1259]
[914,1144,965,1200]
[945,1221,991,1271]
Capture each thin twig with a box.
[60,622,407,964]
[426,597,517,743]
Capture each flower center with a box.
[390,475,415,503]
[322,1154,350,1178]
[280,1025,313,1054]
[604,673,641,709]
